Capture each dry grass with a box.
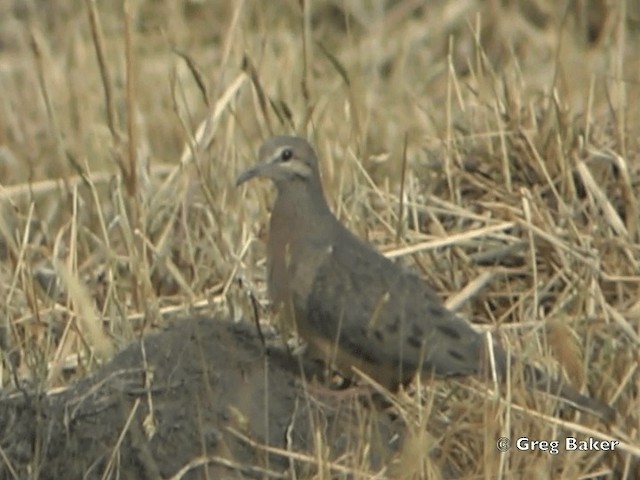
[0,0,639,478]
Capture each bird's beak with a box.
[235,163,269,186]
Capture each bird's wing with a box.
[292,227,493,387]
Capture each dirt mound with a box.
[0,316,414,479]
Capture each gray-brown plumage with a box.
[236,135,616,422]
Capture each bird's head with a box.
[236,136,321,189]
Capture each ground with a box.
[1,316,414,479]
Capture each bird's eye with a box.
[280,148,293,162]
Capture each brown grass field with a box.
[0,0,639,478]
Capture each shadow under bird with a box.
[236,135,616,422]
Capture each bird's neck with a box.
[270,180,335,244]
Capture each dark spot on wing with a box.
[436,324,461,340]
[448,349,465,361]
[407,337,423,349]
[411,324,424,337]
[386,318,400,334]
[374,330,384,342]
[344,339,381,365]
[427,303,447,317]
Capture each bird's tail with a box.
[488,343,616,421]
[519,362,616,422]
[486,344,615,421]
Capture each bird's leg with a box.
[303,373,379,406]
[293,343,371,401]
